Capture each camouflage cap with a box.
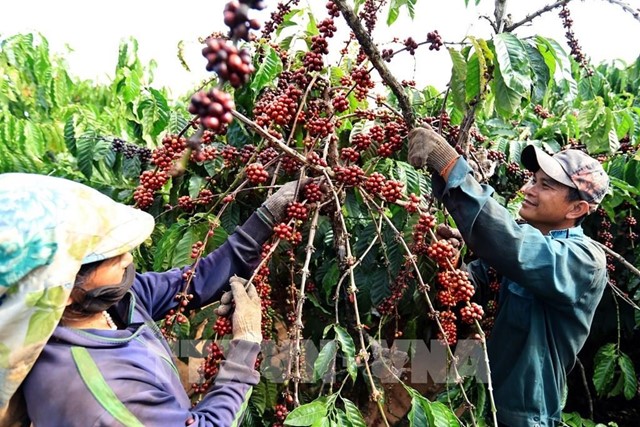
[521,145,609,206]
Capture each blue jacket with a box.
[434,159,607,427]
[22,211,273,427]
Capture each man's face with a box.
[519,169,578,234]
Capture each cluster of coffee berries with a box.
[202,39,254,88]
[426,239,457,268]
[460,302,484,324]
[426,30,443,51]
[286,202,309,221]
[352,67,375,101]
[224,1,262,42]
[380,180,404,203]
[377,270,412,316]
[111,138,152,163]
[437,269,475,304]
[404,37,419,55]
[533,104,553,119]
[262,0,299,39]
[559,6,592,75]
[437,310,457,345]
[191,342,225,394]
[212,316,233,336]
[246,162,269,184]
[189,89,235,132]
[159,292,194,341]
[303,182,326,203]
[334,165,366,186]
[360,0,378,33]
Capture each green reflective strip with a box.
[70,347,144,427]
[230,386,253,427]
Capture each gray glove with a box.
[226,275,262,343]
[262,179,305,222]
[407,125,459,175]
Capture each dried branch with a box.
[504,0,571,33]
[494,0,510,33]
[291,207,322,405]
[602,0,640,23]
[332,0,416,128]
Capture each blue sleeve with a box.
[132,210,273,320]
[433,159,603,304]
[118,340,260,427]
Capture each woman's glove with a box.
[408,126,459,177]
[225,276,263,344]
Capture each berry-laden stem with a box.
[322,170,390,427]
[331,0,416,128]
[290,206,322,406]
[359,192,481,427]
[503,0,570,32]
[285,73,319,147]
[230,109,329,175]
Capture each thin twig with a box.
[504,0,571,33]
[601,0,640,24]
[332,0,416,128]
[575,358,594,419]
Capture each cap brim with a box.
[521,145,575,188]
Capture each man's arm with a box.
[408,128,604,303]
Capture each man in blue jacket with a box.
[408,127,609,427]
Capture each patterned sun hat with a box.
[521,145,610,206]
[0,173,154,421]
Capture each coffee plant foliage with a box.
[1,1,640,425]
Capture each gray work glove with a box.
[262,179,306,222]
[226,275,263,344]
[407,125,459,175]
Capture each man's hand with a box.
[262,179,307,223]
[407,126,459,177]
[222,275,262,344]
[436,223,464,266]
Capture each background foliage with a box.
[1,0,639,425]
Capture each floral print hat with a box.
[0,173,154,421]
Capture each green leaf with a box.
[536,36,577,102]
[334,325,357,382]
[251,378,278,415]
[617,351,638,400]
[493,63,522,117]
[76,135,95,179]
[493,33,532,96]
[321,261,340,302]
[424,400,461,427]
[405,387,460,427]
[63,117,77,156]
[524,41,550,105]
[407,394,429,427]
[250,44,283,96]
[369,267,390,306]
[138,88,170,138]
[593,343,617,397]
[284,398,329,426]
[448,48,467,112]
[465,52,481,104]
[578,97,617,154]
[342,398,366,427]
[313,340,337,382]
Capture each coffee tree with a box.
[1,0,640,425]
